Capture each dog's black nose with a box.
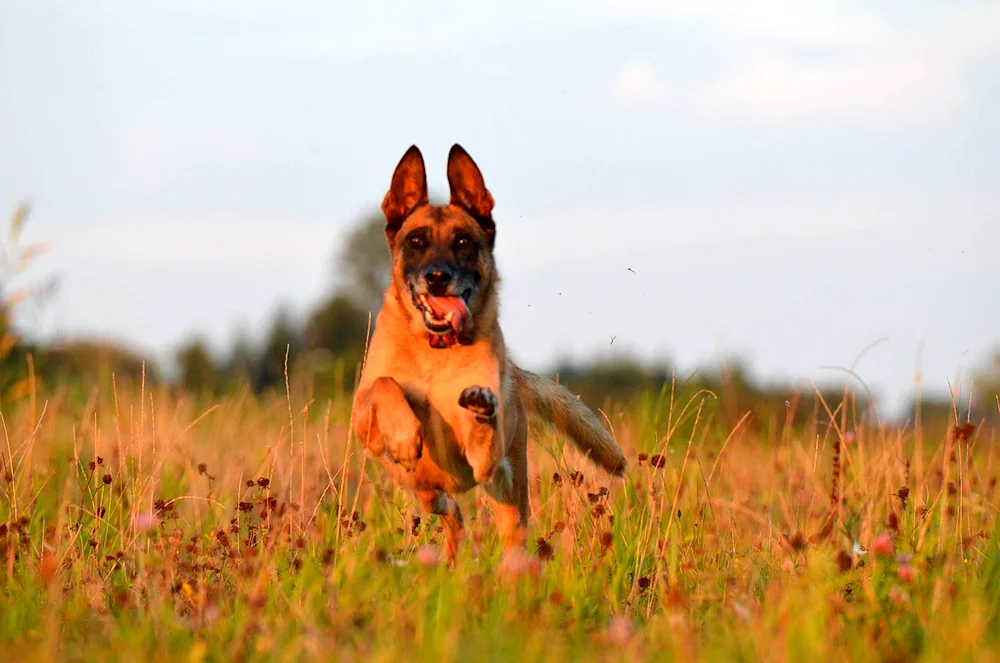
[424,265,453,294]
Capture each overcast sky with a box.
[2,1,998,415]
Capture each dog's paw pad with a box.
[459,386,498,421]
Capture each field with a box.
[1,374,998,663]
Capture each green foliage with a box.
[253,305,305,393]
[305,293,370,360]
[336,210,390,316]
[175,338,219,395]
[973,350,1000,417]
[41,339,155,389]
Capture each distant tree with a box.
[304,292,369,357]
[220,327,257,391]
[973,349,1000,421]
[299,292,371,397]
[254,306,304,392]
[45,339,159,388]
[336,210,389,315]
[175,337,218,394]
[553,355,671,412]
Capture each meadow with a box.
[0,369,998,663]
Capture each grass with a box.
[1,372,999,663]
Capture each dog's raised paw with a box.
[458,386,498,422]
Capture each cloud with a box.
[277,25,459,60]
[695,55,970,128]
[196,23,462,63]
[611,51,971,131]
[611,60,667,107]
[611,56,973,128]
[592,0,886,48]
[591,0,1000,57]
[608,2,999,130]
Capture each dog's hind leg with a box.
[483,461,527,554]
[415,490,465,565]
[482,411,530,557]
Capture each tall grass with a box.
[0,370,998,662]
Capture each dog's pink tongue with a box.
[425,296,469,333]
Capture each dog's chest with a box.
[397,342,496,392]
[397,345,498,431]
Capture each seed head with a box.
[835,549,852,572]
[887,512,899,531]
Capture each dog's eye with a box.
[408,235,427,250]
[455,237,471,250]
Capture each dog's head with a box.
[381,144,498,349]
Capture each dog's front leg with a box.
[458,384,504,484]
[353,376,423,471]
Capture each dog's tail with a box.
[512,365,626,477]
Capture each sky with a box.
[1,0,999,416]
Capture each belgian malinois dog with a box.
[352,144,626,565]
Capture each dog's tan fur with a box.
[352,144,626,564]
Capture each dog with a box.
[352,144,626,565]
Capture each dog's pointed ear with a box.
[447,144,495,242]
[382,145,429,241]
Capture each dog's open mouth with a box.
[412,289,472,336]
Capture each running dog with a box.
[352,144,626,564]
